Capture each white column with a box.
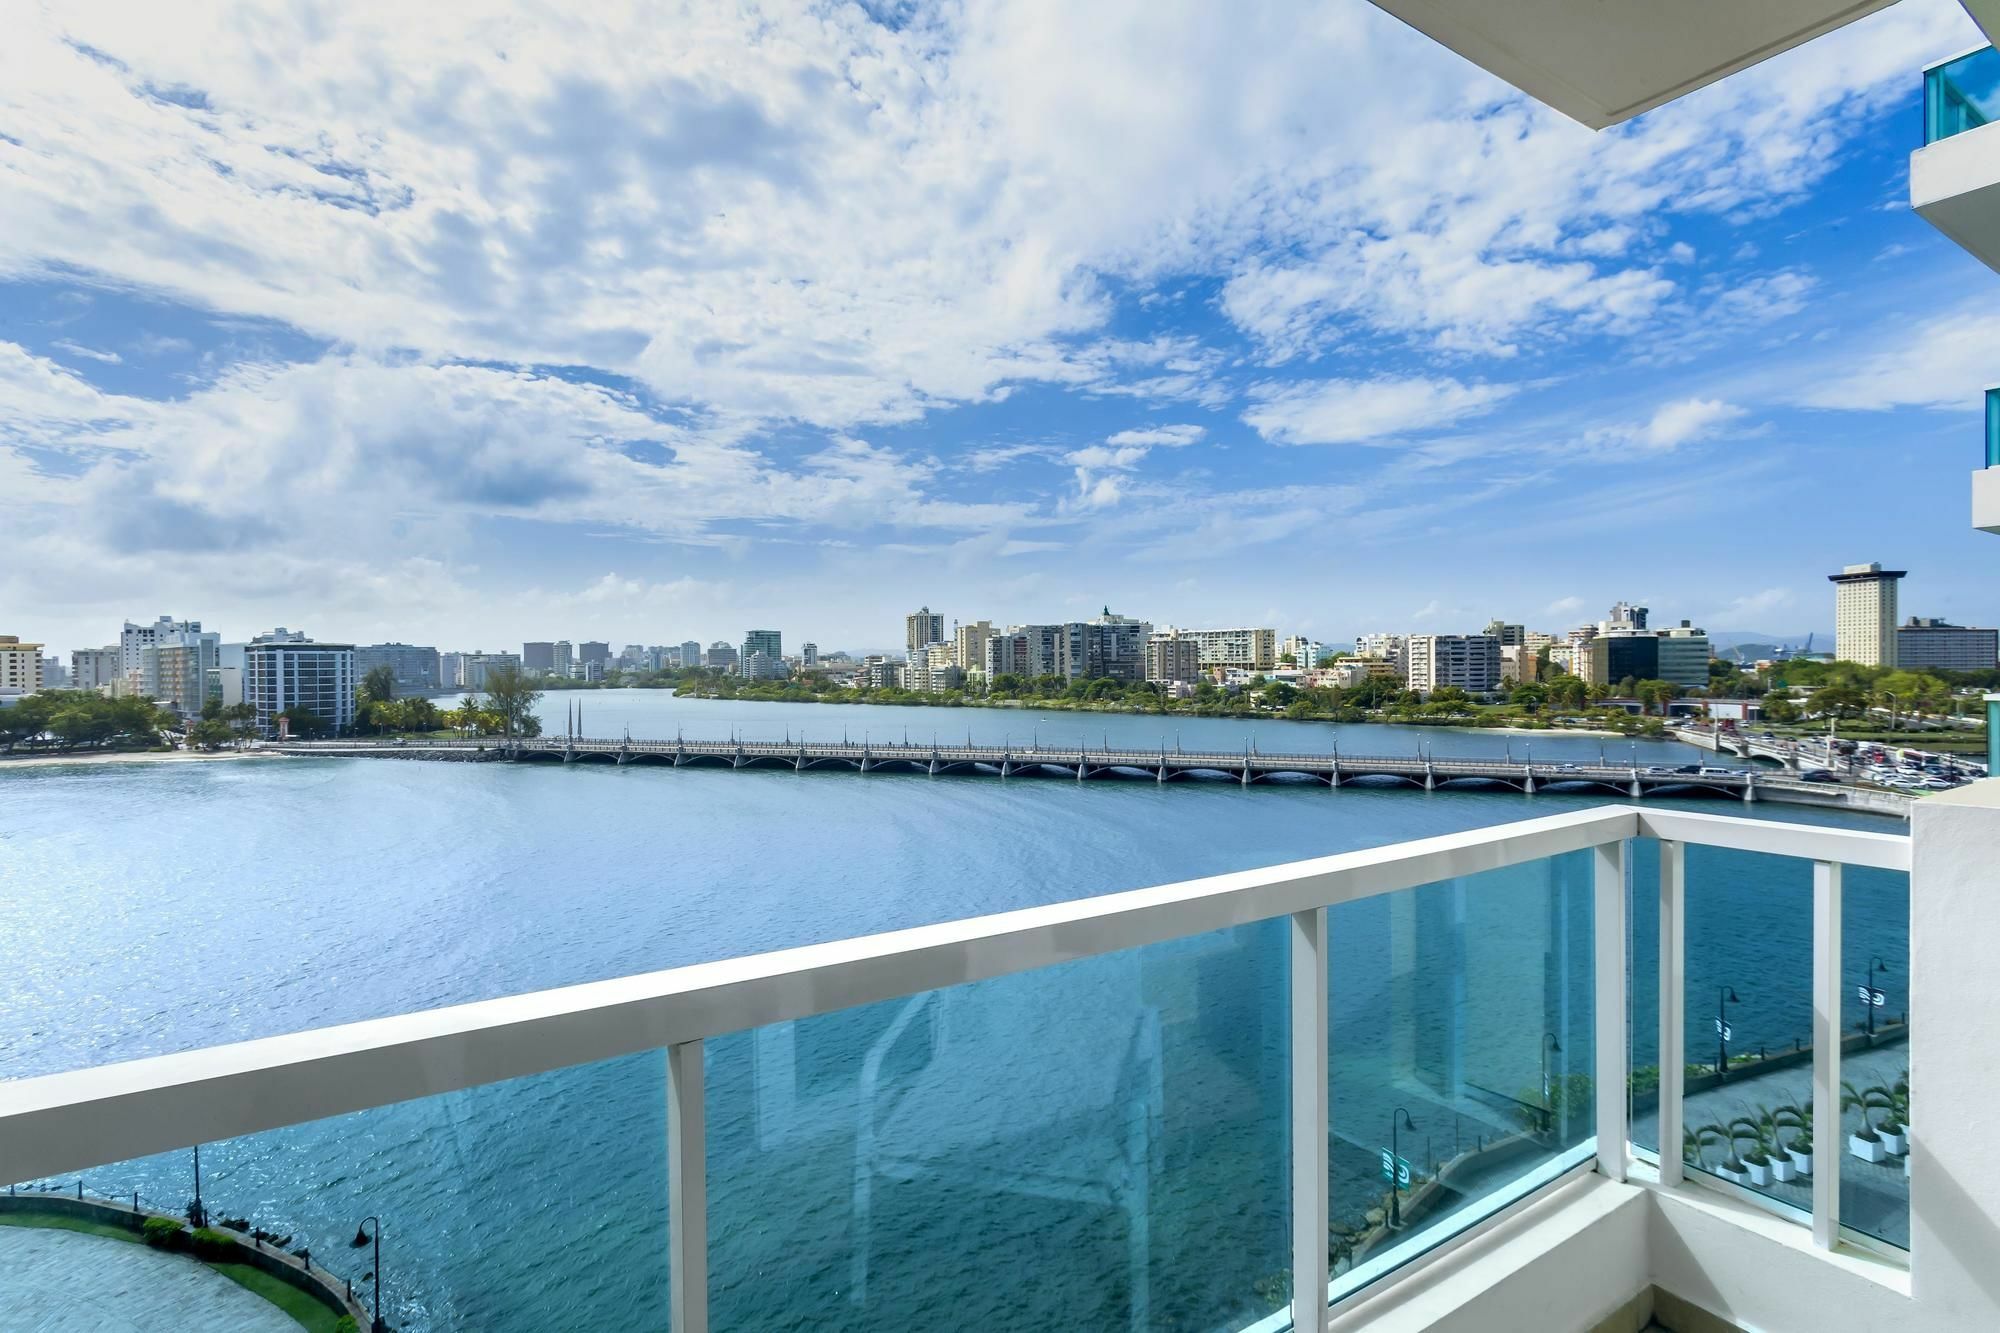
[1657,840,1685,1189]
[668,1041,708,1333]
[1811,861,1841,1249]
[1292,908,1330,1333]
[1594,840,1628,1181]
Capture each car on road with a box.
[1801,770,1839,784]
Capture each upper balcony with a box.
[1978,385,2000,534]
[1913,45,2000,274]
[4,795,2000,1332]
[1366,0,1898,129]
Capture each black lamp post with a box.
[1390,1107,1418,1229]
[188,1144,205,1229]
[1716,986,1740,1083]
[1542,1033,1563,1134]
[1864,956,1890,1039]
[351,1216,384,1332]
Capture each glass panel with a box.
[706,920,1289,1333]
[1328,851,1595,1301]
[1841,864,1911,1251]
[1680,848,1811,1220]
[1628,838,1661,1159]
[2,1051,669,1331]
[1926,46,2000,144]
[1986,385,1999,469]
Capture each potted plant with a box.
[1845,1081,1888,1163]
[1773,1103,1812,1177]
[1700,1122,1747,1183]
[1731,1117,1774,1186]
[1877,1112,1907,1157]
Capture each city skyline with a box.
[4,2,1998,661]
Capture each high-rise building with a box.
[579,641,611,669]
[245,638,356,737]
[440,652,467,688]
[705,642,739,673]
[1058,610,1150,682]
[1280,635,1325,667]
[1830,563,1905,668]
[953,621,994,681]
[1896,618,2000,672]
[906,607,945,656]
[1656,622,1712,691]
[678,641,701,670]
[0,635,45,698]
[1606,602,1649,631]
[1164,627,1277,671]
[142,625,222,718]
[40,656,66,689]
[522,642,557,675]
[985,625,1063,680]
[120,617,207,694]
[741,630,783,674]
[1578,631,1658,689]
[1144,631,1204,684]
[552,641,574,678]
[1483,620,1527,647]
[801,642,820,668]
[1405,634,1501,695]
[355,644,441,693]
[1356,634,1407,675]
[71,646,122,694]
[461,651,522,690]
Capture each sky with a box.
[3,0,1997,660]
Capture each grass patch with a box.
[211,1261,345,1333]
[0,1210,141,1244]
[0,1211,346,1333]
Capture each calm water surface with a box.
[0,692,1906,1330]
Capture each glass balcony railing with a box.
[1925,45,2000,145]
[0,808,1912,1332]
[1986,385,1999,468]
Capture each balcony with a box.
[1365,0,1898,130]
[5,794,2000,1332]
[1979,386,2000,535]
[1913,46,2000,274]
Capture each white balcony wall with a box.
[1912,118,2000,275]
[1973,464,2000,534]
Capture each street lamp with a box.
[1390,1107,1418,1228]
[188,1144,205,1229]
[1542,1033,1563,1134]
[1716,986,1740,1083]
[1883,692,1899,735]
[350,1216,385,1332]
[1863,956,1891,1040]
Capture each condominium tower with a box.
[1829,562,1905,668]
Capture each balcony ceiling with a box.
[1368,0,1902,129]
[1912,121,2000,278]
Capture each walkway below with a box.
[0,1225,302,1332]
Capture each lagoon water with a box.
[0,691,1908,1330]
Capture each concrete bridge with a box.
[263,735,1819,802]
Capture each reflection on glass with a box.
[1680,847,1812,1219]
[1628,838,1661,1159]
[1329,852,1596,1300]
[706,921,1289,1333]
[3,1052,670,1331]
[1925,45,2000,144]
[1841,865,1911,1251]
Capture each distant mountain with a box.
[1707,631,1832,653]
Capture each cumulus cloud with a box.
[1241,376,1515,446]
[1791,308,2000,411]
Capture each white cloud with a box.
[1545,595,1585,618]
[1641,398,1747,448]
[1105,424,1204,448]
[51,339,123,364]
[1792,308,2000,411]
[1242,376,1515,446]
[1709,587,1795,625]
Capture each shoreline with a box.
[0,749,279,771]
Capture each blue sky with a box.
[2,0,1995,659]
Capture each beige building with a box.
[1167,627,1277,671]
[905,607,945,656]
[953,621,994,681]
[1144,631,1204,684]
[0,635,45,698]
[1829,562,1904,668]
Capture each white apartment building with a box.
[1279,635,1324,667]
[1355,633,1407,675]
[143,632,222,719]
[1144,631,1204,685]
[70,646,122,694]
[1830,562,1904,668]
[1405,634,1501,695]
[244,639,356,737]
[984,624,1063,681]
[1164,627,1276,671]
[0,635,45,698]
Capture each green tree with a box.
[1509,683,1548,712]
[279,706,334,739]
[360,664,397,705]
[483,663,544,738]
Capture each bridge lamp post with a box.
[1862,957,1890,1039]
[1716,986,1740,1083]
[1389,1108,1418,1228]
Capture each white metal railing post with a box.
[1812,862,1842,1248]
[668,1041,709,1332]
[1292,908,1330,1333]
[1658,840,1686,1188]
[1595,839,1629,1181]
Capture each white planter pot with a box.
[1879,1131,1907,1156]
[1745,1160,1773,1187]
[1850,1134,1887,1163]
[1788,1148,1813,1176]
[1716,1164,1746,1184]
[1770,1157,1797,1183]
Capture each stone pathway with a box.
[0,1225,303,1332]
